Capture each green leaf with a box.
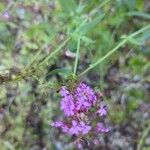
[67,39,77,52]
[126,11,150,20]
[79,13,105,34]
[47,68,71,77]
[4,141,15,150]
[128,37,142,45]
[75,4,85,14]
[136,0,144,11]
[81,36,95,44]
[58,0,77,15]
[26,42,38,49]
[121,35,142,45]
[123,0,136,10]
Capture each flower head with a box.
[51,82,109,147]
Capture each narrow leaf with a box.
[79,13,105,34]
[58,0,77,14]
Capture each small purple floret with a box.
[69,120,81,135]
[97,105,107,116]
[51,121,63,127]
[96,122,109,133]
[79,121,91,135]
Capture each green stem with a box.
[34,19,88,69]
[129,24,150,38]
[137,120,150,150]
[99,0,110,8]
[25,2,108,72]
[79,24,150,76]
[79,40,126,76]
[38,37,70,67]
[25,50,42,71]
[73,37,81,76]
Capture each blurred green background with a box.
[0,0,150,149]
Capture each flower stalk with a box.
[73,36,81,77]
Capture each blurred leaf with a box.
[4,141,15,150]
[143,147,150,150]
[126,11,150,20]
[126,101,138,113]
[67,39,77,52]
[81,36,95,44]
[26,23,55,43]
[123,0,136,10]
[58,0,77,14]
[128,55,147,74]
[121,35,143,45]
[128,37,143,45]
[75,4,85,14]
[47,68,71,77]
[79,13,105,34]
[109,105,126,124]
[136,0,144,11]
[26,42,38,49]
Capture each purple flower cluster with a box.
[60,83,97,116]
[51,82,109,145]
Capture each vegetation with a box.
[0,0,150,149]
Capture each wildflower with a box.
[51,82,109,147]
